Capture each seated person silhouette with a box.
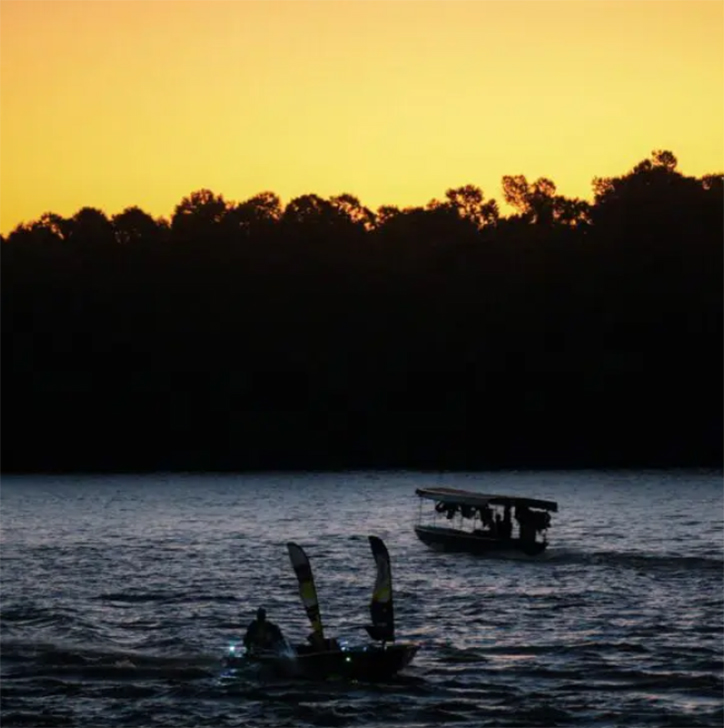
[243,607,285,655]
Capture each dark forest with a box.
[2,150,722,472]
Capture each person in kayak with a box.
[243,607,286,655]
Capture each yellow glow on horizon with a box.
[1,0,722,233]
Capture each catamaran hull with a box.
[229,536,418,682]
[415,525,548,556]
[226,643,419,681]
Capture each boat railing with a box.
[417,497,553,543]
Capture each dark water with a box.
[1,470,722,727]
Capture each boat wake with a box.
[0,639,219,682]
[542,548,724,574]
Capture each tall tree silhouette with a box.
[112,206,165,247]
[227,191,282,239]
[282,194,338,227]
[37,212,72,242]
[66,207,115,252]
[502,175,589,227]
[329,193,376,231]
[444,185,499,229]
[171,189,228,241]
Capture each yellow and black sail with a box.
[366,536,395,643]
[286,542,325,643]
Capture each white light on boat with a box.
[345,656,351,662]
[228,644,236,654]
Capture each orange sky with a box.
[1,0,722,233]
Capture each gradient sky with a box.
[1,0,722,233]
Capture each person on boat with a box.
[494,512,503,537]
[502,505,513,539]
[515,506,537,545]
[480,505,494,529]
[243,607,285,655]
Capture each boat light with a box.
[345,657,351,662]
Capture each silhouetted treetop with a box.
[592,149,690,203]
[37,212,72,241]
[282,193,336,225]
[6,148,713,250]
[329,194,376,231]
[171,189,228,237]
[68,207,115,250]
[700,173,723,192]
[501,175,590,228]
[375,205,402,226]
[442,185,499,229]
[589,149,720,244]
[112,207,166,246]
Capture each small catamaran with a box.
[225,536,419,681]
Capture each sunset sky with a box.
[1,0,722,234]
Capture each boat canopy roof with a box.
[415,487,558,513]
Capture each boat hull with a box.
[226,642,419,681]
[415,525,547,556]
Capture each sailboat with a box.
[225,536,419,681]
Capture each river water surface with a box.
[1,470,722,727]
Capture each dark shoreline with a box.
[4,153,721,478]
[4,457,722,477]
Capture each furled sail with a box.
[286,542,325,643]
[366,536,395,643]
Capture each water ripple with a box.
[1,471,722,727]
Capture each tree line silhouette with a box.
[2,150,722,472]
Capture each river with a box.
[1,470,722,727]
